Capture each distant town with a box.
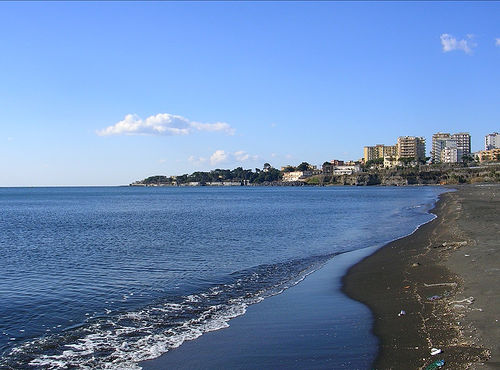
[132,132,500,187]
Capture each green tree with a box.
[364,158,384,168]
[282,165,296,172]
[297,162,311,171]
[142,175,169,184]
[399,157,415,166]
[176,174,188,184]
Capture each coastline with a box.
[138,188,441,369]
[141,247,380,369]
[343,184,498,369]
[138,185,499,369]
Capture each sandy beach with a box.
[344,184,499,369]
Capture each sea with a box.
[0,186,444,369]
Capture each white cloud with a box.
[189,121,234,134]
[190,150,258,167]
[188,155,208,165]
[97,113,235,136]
[234,150,259,162]
[440,33,476,54]
[234,150,250,161]
[210,150,228,165]
[496,38,500,47]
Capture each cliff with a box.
[314,165,500,186]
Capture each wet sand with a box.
[141,247,380,369]
[343,184,498,369]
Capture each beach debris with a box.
[450,297,474,305]
[430,348,442,356]
[411,262,420,267]
[427,295,442,301]
[436,240,468,249]
[398,310,406,317]
[403,285,410,289]
[425,359,445,369]
[423,282,457,287]
[464,254,470,257]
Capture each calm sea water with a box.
[0,186,443,368]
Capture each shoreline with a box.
[141,246,381,369]
[138,185,499,369]
[139,189,442,369]
[342,184,498,368]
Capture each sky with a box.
[0,1,499,186]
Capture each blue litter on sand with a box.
[425,359,445,369]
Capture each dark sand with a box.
[343,184,498,369]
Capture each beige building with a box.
[477,148,500,163]
[364,144,398,162]
[397,136,426,160]
[384,156,401,168]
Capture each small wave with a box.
[1,254,333,369]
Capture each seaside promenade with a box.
[344,184,499,368]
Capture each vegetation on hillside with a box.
[137,165,282,185]
[133,162,500,187]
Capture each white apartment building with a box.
[331,165,361,175]
[441,147,459,163]
[431,132,471,163]
[431,132,451,163]
[452,132,471,160]
[282,171,312,182]
[485,132,499,150]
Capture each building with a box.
[322,162,335,175]
[345,160,359,166]
[363,144,398,162]
[329,159,344,166]
[451,132,471,161]
[397,136,426,161]
[431,132,452,163]
[431,132,471,163]
[384,156,401,168]
[332,165,360,175]
[441,146,459,163]
[477,148,500,163]
[282,171,312,182]
[322,163,361,176]
[485,132,499,150]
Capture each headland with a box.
[131,164,500,187]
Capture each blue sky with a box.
[1,1,499,186]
